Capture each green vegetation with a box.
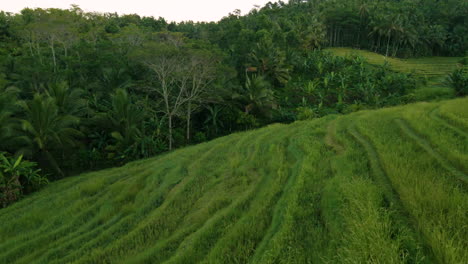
[0,1,467,261]
[0,0,466,186]
[0,153,47,207]
[0,97,466,263]
[326,47,465,77]
[327,47,468,101]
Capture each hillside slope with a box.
[0,98,467,264]
[326,47,467,100]
[325,47,465,77]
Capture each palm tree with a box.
[108,89,144,143]
[369,14,386,53]
[19,94,82,177]
[396,23,418,57]
[383,15,403,57]
[100,67,132,93]
[204,105,224,138]
[357,3,370,48]
[238,75,276,117]
[249,39,291,85]
[45,81,87,116]
[106,89,145,159]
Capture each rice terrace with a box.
[0,97,467,263]
[0,0,467,263]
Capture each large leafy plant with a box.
[0,152,48,207]
[446,68,468,96]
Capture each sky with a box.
[0,0,280,22]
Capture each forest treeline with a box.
[0,0,467,206]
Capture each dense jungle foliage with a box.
[0,0,467,206]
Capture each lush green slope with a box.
[326,47,467,100]
[1,98,467,264]
[326,48,464,76]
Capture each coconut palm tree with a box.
[106,89,144,153]
[19,94,82,177]
[383,14,403,57]
[105,89,164,161]
[249,39,291,85]
[239,75,276,117]
[45,81,87,116]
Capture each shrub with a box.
[296,107,317,120]
[236,111,259,130]
[193,132,207,143]
[458,57,468,65]
[446,68,468,96]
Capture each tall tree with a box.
[133,40,188,150]
[182,49,219,142]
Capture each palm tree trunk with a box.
[386,34,391,57]
[44,150,64,178]
[356,27,361,48]
[392,41,399,57]
[50,38,57,72]
[334,26,338,46]
[376,35,381,52]
[36,42,43,65]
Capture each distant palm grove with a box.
[0,0,467,206]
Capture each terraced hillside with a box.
[1,98,467,264]
[326,47,466,76]
[326,47,467,100]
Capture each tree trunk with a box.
[338,28,342,46]
[63,43,68,69]
[36,42,43,65]
[50,38,57,72]
[28,41,34,56]
[386,34,391,57]
[375,35,380,52]
[168,114,173,150]
[356,27,361,48]
[334,26,338,46]
[392,41,399,57]
[186,102,191,142]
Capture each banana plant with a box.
[0,153,23,193]
[0,153,47,207]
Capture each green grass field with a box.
[1,97,467,263]
[326,47,467,101]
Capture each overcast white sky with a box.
[0,0,280,22]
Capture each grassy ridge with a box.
[0,98,467,263]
